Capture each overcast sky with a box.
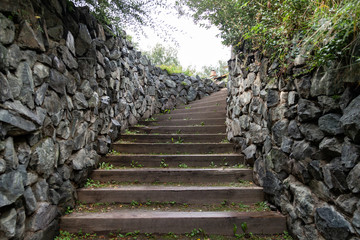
[129,8,231,71]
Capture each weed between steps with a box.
[55,229,293,240]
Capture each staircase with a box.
[60,89,287,238]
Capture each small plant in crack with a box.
[98,162,114,170]
[130,161,143,168]
[160,159,169,168]
[178,163,188,168]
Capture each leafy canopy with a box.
[176,0,360,67]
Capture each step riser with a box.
[60,212,286,235]
[186,98,226,106]
[102,155,245,168]
[139,119,225,126]
[119,134,227,143]
[77,188,264,205]
[174,106,226,113]
[91,169,253,183]
[112,144,235,154]
[129,126,226,134]
[156,112,226,120]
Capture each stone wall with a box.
[0,0,223,239]
[226,41,360,240]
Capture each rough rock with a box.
[0,72,12,102]
[0,171,24,207]
[0,208,17,239]
[318,114,344,135]
[347,163,360,193]
[297,99,322,122]
[26,202,58,231]
[24,187,37,214]
[70,149,96,170]
[265,148,291,173]
[288,120,302,139]
[315,206,352,240]
[0,13,15,44]
[30,138,58,178]
[335,194,358,214]
[75,24,92,56]
[319,137,342,157]
[4,137,18,170]
[291,140,315,161]
[299,123,325,143]
[341,141,360,169]
[17,21,45,51]
[271,119,289,146]
[340,95,360,143]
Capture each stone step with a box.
[77,186,264,204]
[139,118,226,126]
[102,154,245,168]
[129,125,226,134]
[60,210,286,235]
[112,143,235,154]
[155,111,226,120]
[120,134,227,143]
[91,168,253,183]
[173,105,226,113]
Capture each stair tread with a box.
[79,186,262,190]
[93,168,251,172]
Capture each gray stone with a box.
[66,31,76,55]
[7,72,22,98]
[288,120,302,140]
[0,158,5,173]
[341,141,360,169]
[353,209,360,235]
[310,180,331,202]
[323,159,349,193]
[35,83,48,106]
[335,194,358,214]
[49,69,67,95]
[33,62,50,86]
[15,207,26,239]
[70,149,96,170]
[0,43,6,70]
[347,163,360,194]
[26,202,57,232]
[25,172,38,186]
[4,137,18,170]
[80,80,94,99]
[319,137,342,157]
[242,144,256,161]
[24,187,37,214]
[239,91,252,106]
[73,122,88,150]
[292,160,311,184]
[296,77,311,99]
[16,61,35,108]
[187,87,197,102]
[311,65,343,97]
[43,91,62,115]
[271,119,288,146]
[318,96,340,113]
[18,21,45,51]
[0,72,13,102]
[74,92,89,109]
[34,179,49,202]
[291,140,315,161]
[165,79,176,88]
[239,115,251,130]
[30,138,57,178]
[340,95,360,143]
[281,136,293,154]
[0,171,24,207]
[286,177,315,224]
[319,113,344,135]
[299,123,325,143]
[265,148,291,173]
[47,25,63,41]
[60,46,78,69]
[0,13,15,44]
[231,119,241,136]
[308,160,323,180]
[263,170,283,195]
[75,24,92,56]
[4,100,45,125]
[297,99,322,122]
[7,44,21,70]
[267,90,279,107]
[315,206,352,240]
[0,109,37,134]
[0,208,16,238]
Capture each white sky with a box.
[129,9,231,71]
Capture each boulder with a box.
[17,21,45,51]
[0,171,24,208]
[0,208,17,239]
[318,114,344,135]
[0,13,15,44]
[347,163,360,194]
[30,138,58,178]
[297,99,321,122]
[315,206,352,240]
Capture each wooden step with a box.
[102,154,245,168]
[112,143,235,154]
[155,111,226,120]
[173,105,226,113]
[60,210,286,235]
[91,168,253,183]
[129,125,226,134]
[77,186,264,204]
[139,118,225,126]
[119,134,227,143]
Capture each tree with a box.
[200,60,228,78]
[143,43,180,66]
[71,0,176,38]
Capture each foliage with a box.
[176,0,360,68]
[200,60,228,78]
[70,0,177,39]
[143,43,180,66]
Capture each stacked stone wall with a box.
[0,0,223,239]
[226,41,360,240]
